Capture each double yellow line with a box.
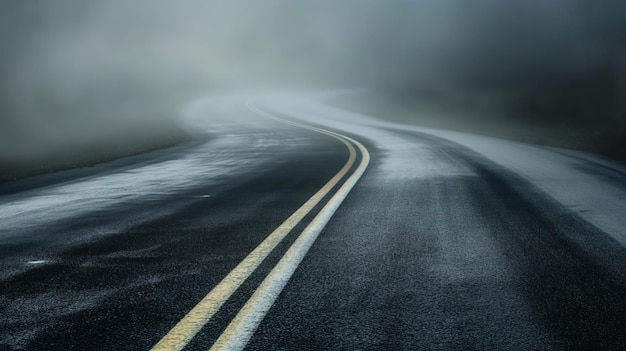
[151,102,369,351]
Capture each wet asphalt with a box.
[2,114,626,350]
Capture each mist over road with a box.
[2,0,625,165]
[2,2,626,350]
[2,93,626,350]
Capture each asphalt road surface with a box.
[2,92,626,350]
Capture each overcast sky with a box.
[1,0,625,156]
[2,0,624,90]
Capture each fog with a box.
[1,0,625,176]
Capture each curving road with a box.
[2,92,626,350]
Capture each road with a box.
[2,92,626,350]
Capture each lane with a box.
[0,97,354,350]
[246,123,554,349]
[240,93,626,350]
[248,126,626,349]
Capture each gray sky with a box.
[3,0,622,88]
[1,0,625,155]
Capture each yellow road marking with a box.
[210,123,370,351]
[150,102,358,351]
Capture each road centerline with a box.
[150,103,360,351]
[209,105,370,351]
